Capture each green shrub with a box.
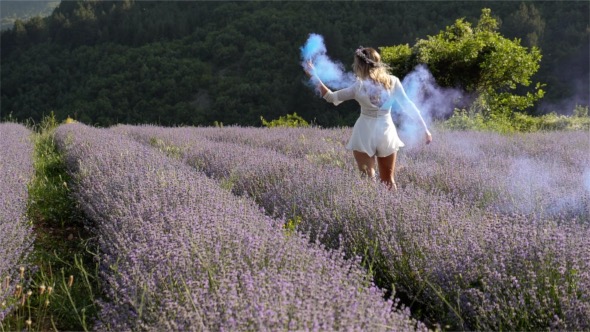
[537,113,570,131]
[260,113,309,128]
[573,105,589,118]
[443,107,590,132]
[443,109,488,131]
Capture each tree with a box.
[13,19,27,45]
[2,2,586,127]
[24,16,47,44]
[381,8,545,119]
[503,2,546,48]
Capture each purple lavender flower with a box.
[114,124,590,330]
[0,123,34,321]
[55,123,425,331]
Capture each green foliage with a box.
[2,254,100,332]
[1,40,212,126]
[444,106,590,133]
[149,137,183,159]
[0,2,587,128]
[573,105,589,118]
[284,216,303,236]
[261,112,309,128]
[503,3,546,48]
[443,109,488,131]
[382,8,545,118]
[379,44,413,76]
[536,112,590,131]
[27,113,78,227]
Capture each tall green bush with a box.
[382,8,545,120]
[260,112,310,128]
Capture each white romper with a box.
[323,75,423,157]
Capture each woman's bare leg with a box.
[377,152,397,190]
[353,150,376,180]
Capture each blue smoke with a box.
[300,33,355,90]
[300,33,326,61]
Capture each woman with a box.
[305,46,432,190]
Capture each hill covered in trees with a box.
[1,1,588,127]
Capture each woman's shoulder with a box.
[351,77,364,89]
[389,75,402,88]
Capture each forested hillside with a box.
[1,1,588,127]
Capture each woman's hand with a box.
[304,60,315,78]
[305,61,330,97]
[425,130,432,144]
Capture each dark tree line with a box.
[1,1,588,127]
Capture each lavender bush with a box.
[0,123,34,321]
[398,130,590,221]
[115,125,590,220]
[112,125,353,246]
[55,123,424,331]
[115,125,590,330]
[113,125,354,170]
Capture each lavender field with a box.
[111,124,590,330]
[2,121,589,331]
[0,123,35,322]
[53,123,424,331]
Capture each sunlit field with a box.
[2,122,589,331]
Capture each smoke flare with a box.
[300,33,355,90]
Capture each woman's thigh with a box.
[353,150,376,174]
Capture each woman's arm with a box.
[315,78,331,97]
[305,61,329,96]
[392,77,432,144]
[305,61,356,105]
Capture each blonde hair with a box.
[352,47,392,90]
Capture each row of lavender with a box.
[113,124,590,330]
[169,126,590,221]
[0,123,35,321]
[54,123,424,331]
[400,130,590,220]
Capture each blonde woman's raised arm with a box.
[392,77,432,144]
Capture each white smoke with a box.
[400,64,466,121]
